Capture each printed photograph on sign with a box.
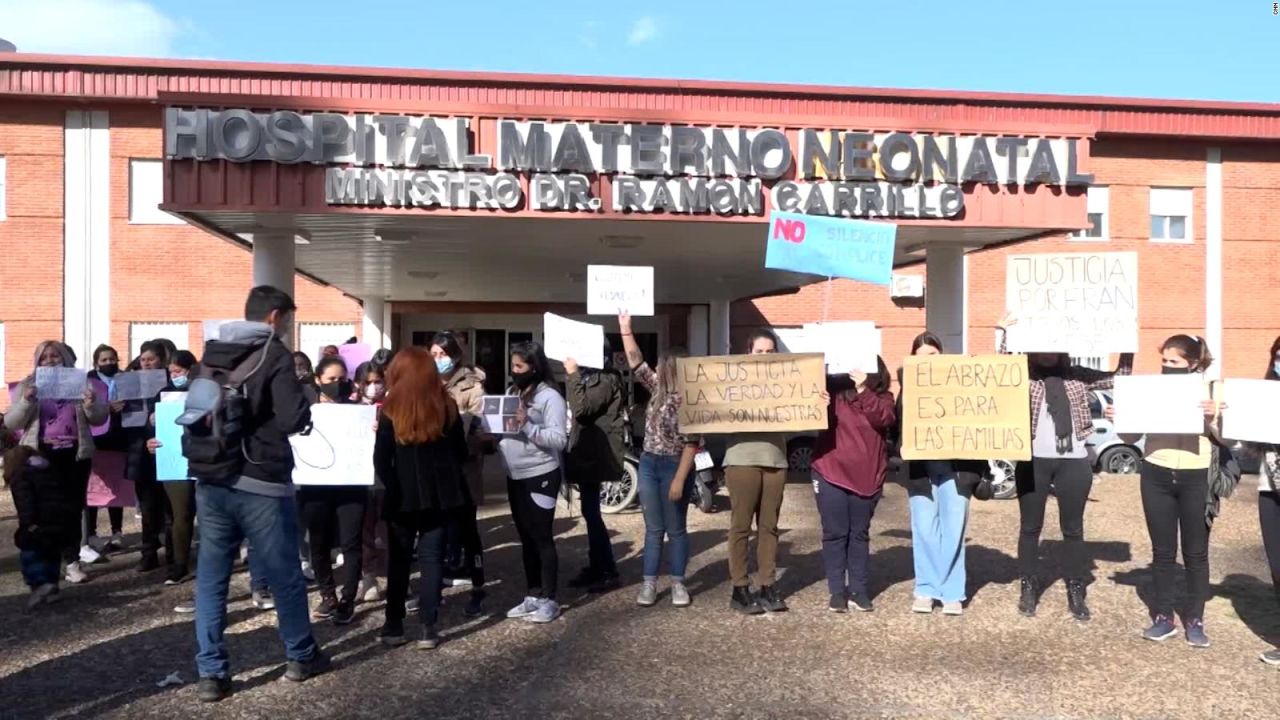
[901,354,1031,461]
[1111,375,1204,435]
[587,265,654,316]
[676,353,827,434]
[1005,252,1138,355]
[481,395,523,435]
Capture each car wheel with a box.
[787,437,815,473]
[1099,446,1141,475]
[987,460,1018,500]
[600,459,639,514]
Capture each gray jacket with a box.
[499,382,568,481]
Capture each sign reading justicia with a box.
[165,108,1093,218]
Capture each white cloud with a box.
[0,0,185,57]
[627,16,658,45]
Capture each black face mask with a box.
[97,365,119,378]
[1161,366,1193,375]
[511,369,537,390]
[319,381,350,401]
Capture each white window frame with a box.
[129,322,190,362]
[128,159,184,225]
[1149,187,1193,244]
[0,155,7,221]
[1069,186,1108,242]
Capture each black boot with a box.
[758,585,789,613]
[1018,576,1038,617]
[729,586,765,615]
[1066,579,1091,622]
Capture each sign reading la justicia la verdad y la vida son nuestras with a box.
[676,353,828,435]
[165,109,1092,219]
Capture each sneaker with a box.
[758,585,788,613]
[449,577,474,588]
[379,620,408,647]
[828,594,848,613]
[730,586,766,615]
[357,575,383,603]
[406,596,420,614]
[671,582,691,608]
[848,592,874,613]
[138,553,160,573]
[283,651,331,682]
[416,625,441,650]
[1185,619,1211,648]
[87,535,110,554]
[164,564,190,586]
[313,595,339,620]
[1142,615,1178,642]
[174,599,197,614]
[64,561,89,584]
[197,676,233,703]
[300,561,315,582]
[78,545,102,565]
[26,583,58,610]
[587,572,622,594]
[464,589,487,618]
[507,596,542,619]
[252,589,275,611]
[912,595,935,614]
[105,533,125,552]
[333,600,355,626]
[527,598,561,624]
[636,579,658,607]
[1260,648,1280,666]
[942,601,964,616]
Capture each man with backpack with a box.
[178,286,328,702]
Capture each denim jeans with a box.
[20,549,60,589]
[638,453,691,579]
[908,474,970,603]
[194,483,319,679]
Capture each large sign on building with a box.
[165,109,1092,219]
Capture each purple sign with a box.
[338,343,374,376]
[89,377,111,437]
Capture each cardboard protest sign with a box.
[154,394,189,481]
[765,210,896,285]
[1222,379,1280,444]
[804,321,881,373]
[290,404,377,486]
[1112,375,1204,435]
[1005,251,1138,354]
[901,354,1031,461]
[587,265,654,316]
[543,313,605,368]
[676,353,827,434]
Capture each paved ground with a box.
[1,471,1277,720]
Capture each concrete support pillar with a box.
[709,299,732,356]
[687,305,709,356]
[251,233,296,347]
[362,297,392,349]
[925,246,967,354]
[1205,147,1223,379]
[63,109,111,366]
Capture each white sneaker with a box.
[912,595,935,614]
[300,561,316,582]
[65,562,89,584]
[358,575,383,603]
[526,599,561,624]
[671,582,691,607]
[506,596,542,619]
[636,579,658,607]
[942,601,964,616]
[78,545,102,565]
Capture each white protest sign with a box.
[543,313,605,368]
[113,369,170,401]
[804,321,881,373]
[587,265,654,316]
[1005,252,1138,354]
[35,367,88,400]
[290,404,377,486]
[1222,378,1280,444]
[1112,374,1204,435]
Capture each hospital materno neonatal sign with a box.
[165,108,1093,219]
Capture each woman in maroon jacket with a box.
[811,357,896,613]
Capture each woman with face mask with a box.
[293,352,315,384]
[997,314,1132,623]
[351,361,389,603]
[430,333,490,616]
[296,356,368,625]
[6,341,109,584]
[1259,336,1280,666]
[618,314,701,609]
[1106,335,1224,648]
[499,341,568,624]
[84,344,128,556]
[127,341,178,576]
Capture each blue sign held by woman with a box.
[764,210,897,285]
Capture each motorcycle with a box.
[598,404,721,514]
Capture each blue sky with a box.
[2,0,1277,102]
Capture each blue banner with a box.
[154,398,189,482]
[764,211,897,285]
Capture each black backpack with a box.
[180,350,263,481]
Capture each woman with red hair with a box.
[372,347,469,650]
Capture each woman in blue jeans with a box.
[619,314,699,608]
[898,333,984,616]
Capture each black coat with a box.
[565,369,625,479]
[87,370,129,453]
[373,412,469,516]
[7,448,75,552]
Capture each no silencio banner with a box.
[1005,251,1138,355]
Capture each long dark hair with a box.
[510,341,553,393]
[910,332,945,355]
[1161,334,1214,372]
[745,328,779,353]
[431,332,466,362]
[837,356,891,399]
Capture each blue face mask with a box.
[171,375,189,389]
[436,357,455,376]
